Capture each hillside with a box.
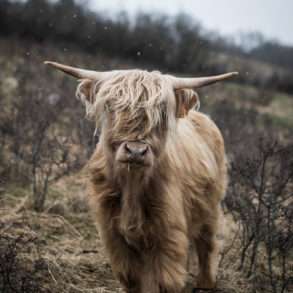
[2,0,293,95]
[0,37,292,293]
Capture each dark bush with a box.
[0,234,47,293]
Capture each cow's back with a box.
[165,110,227,227]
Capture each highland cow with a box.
[45,61,237,293]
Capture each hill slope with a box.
[0,37,292,293]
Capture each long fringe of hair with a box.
[76,70,179,136]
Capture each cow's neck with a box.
[118,170,147,240]
[110,149,171,246]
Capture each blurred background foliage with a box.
[1,0,293,93]
[0,0,292,292]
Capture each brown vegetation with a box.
[0,29,292,293]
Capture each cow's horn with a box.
[44,61,111,80]
[170,72,238,89]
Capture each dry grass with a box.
[0,176,121,293]
[0,175,254,293]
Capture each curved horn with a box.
[44,61,110,80]
[169,72,238,89]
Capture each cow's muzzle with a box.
[116,141,152,167]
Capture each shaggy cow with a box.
[45,61,237,293]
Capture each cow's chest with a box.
[115,205,163,251]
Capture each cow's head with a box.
[45,61,237,185]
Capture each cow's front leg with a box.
[116,240,189,293]
[151,234,189,293]
[108,240,144,293]
[194,224,219,289]
[116,247,188,293]
[116,271,141,293]
[154,253,188,293]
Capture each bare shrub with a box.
[0,52,94,211]
[0,233,47,293]
[225,136,293,293]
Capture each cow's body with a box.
[88,110,227,292]
[45,61,236,292]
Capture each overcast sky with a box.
[89,0,293,46]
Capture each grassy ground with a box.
[0,174,253,293]
[1,176,121,293]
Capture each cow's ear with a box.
[76,79,98,104]
[175,89,200,118]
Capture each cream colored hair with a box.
[76,70,176,134]
[76,70,203,138]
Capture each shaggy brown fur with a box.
[80,70,228,293]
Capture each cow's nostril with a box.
[124,142,148,157]
[125,143,132,154]
[139,145,148,156]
